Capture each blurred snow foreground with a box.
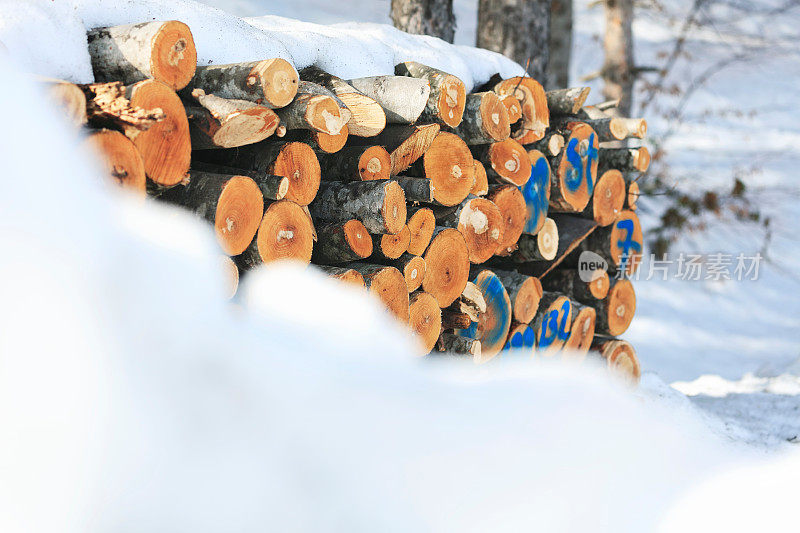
[0,3,799,533]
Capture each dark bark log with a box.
[390,0,456,43]
[317,146,391,182]
[185,59,299,108]
[308,180,407,234]
[598,146,650,173]
[477,0,552,82]
[275,81,350,135]
[527,132,564,158]
[190,161,289,201]
[449,91,510,145]
[545,87,590,115]
[312,219,373,264]
[542,269,610,303]
[435,332,481,358]
[515,214,597,278]
[395,177,434,203]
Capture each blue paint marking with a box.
[457,272,511,350]
[563,132,599,196]
[520,156,550,234]
[537,300,572,349]
[615,218,642,267]
[522,326,535,348]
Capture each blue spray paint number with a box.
[564,133,598,195]
[520,157,550,233]
[615,218,642,267]
[537,300,572,349]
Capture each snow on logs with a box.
[64,19,653,369]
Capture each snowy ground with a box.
[1,0,800,531]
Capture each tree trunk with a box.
[542,269,610,303]
[87,20,197,91]
[390,0,456,43]
[236,199,314,268]
[477,0,552,81]
[546,87,590,116]
[547,0,573,89]
[598,146,650,174]
[422,227,470,307]
[602,0,635,117]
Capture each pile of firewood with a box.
[46,19,646,382]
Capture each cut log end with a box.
[318,265,366,288]
[84,129,146,196]
[488,185,527,256]
[249,199,314,265]
[588,270,610,299]
[554,122,599,212]
[534,295,572,355]
[356,264,410,323]
[126,79,190,186]
[537,217,559,261]
[378,225,411,260]
[150,21,197,91]
[627,181,640,211]
[521,150,551,236]
[456,270,512,361]
[312,123,349,153]
[406,208,436,256]
[487,138,532,186]
[359,146,391,180]
[422,228,470,308]
[634,146,651,172]
[456,198,504,264]
[215,175,265,255]
[43,79,87,128]
[493,77,549,144]
[401,255,427,293]
[471,159,489,196]
[250,58,299,108]
[563,305,596,357]
[514,276,543,325]
[381,181,408,235]
[504,323,536,353]
[592,169,626,226]
[219,255,239,299]
[604,278,636,336]
[594,339,641,384]
[437,74,467,128]
[498,93,522,124]
[409,291,442,353]
[344,219,374,259]
[271,142,321,206]
[423,132,475,206]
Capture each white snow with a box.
[2,0,800,530]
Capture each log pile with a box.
[54,19,647,384]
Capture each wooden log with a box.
[312,219,373,264]
[39,78,87,128]
[408,131,475,206]
[582,209,643,275]
[351,123,440,175]
[190,161,289,201]
[317,146,391,181]
[159,171,264,255]
[591,338,641,384]
[84,129,146,196]
[436,332,481,359]
[450,92,510,144]
[395,61,466,127]
[409,291,443,353]
[487,184,526,256]
[527,132,564,158]
[503,322,536,353]
[395,177,434,203]
[275,81,350,135]
[532,292,573,355]
[219,255,239,299]
[236,199,314,268]
[347,75,430,124]
[345,263,410,323]
[471,160,489,196]
[308,180,407,234]
[371,225,411,260]
[406,207,436,256]
[316,265,366,288]
[589,277,636,336]
[453,281,487,322]
[284,126,349,154]
[514,217,558,262]
[472,137,531,187]
[79,81,164,132]
[626,180,639,211]
[491,76,549,144]
[116,80,191,187]
[599,146,650,173]
[435,197,504,264]
[559,117,646,142]
[550,122,599,212]
[455,269,512,361]
[521,214,598,278]
[422,227,470,307]
[490,269,542,324]
[379,254,427,293]
[542,269,610,303]
[87,20,197,91]
[545,87,590,115]
[520,150,551,235]
[299,66,386,137]
[498,94,522,124]
[185,89,279,149]
[582,169,625,226]
[563,302,596,358]
[441,308,472,330]
[193,141,321,206]
[186,59,299,108]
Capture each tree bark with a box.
[390,0,456,43]
[347,76,430,124]
[275,81,350,135]
[308,180,407,234]
[547,0,573,89]
[602,0,635,117]
[436,332,481,359]
[312,220,373,264]
[542,269,610,303]
[395,61,466,127]
[546,87,591,115]
[598,146,650,173]
[185,59,299,108]
[477,0,552,81]
[190,161,289,201]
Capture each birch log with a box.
[186,59,299,108]
[395,61,466,128]
[347,75,430,124]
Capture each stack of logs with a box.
[47,19,647,383]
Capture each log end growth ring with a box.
[215,175,265,255]
[150,20,197,91]
[254,199,314,264]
